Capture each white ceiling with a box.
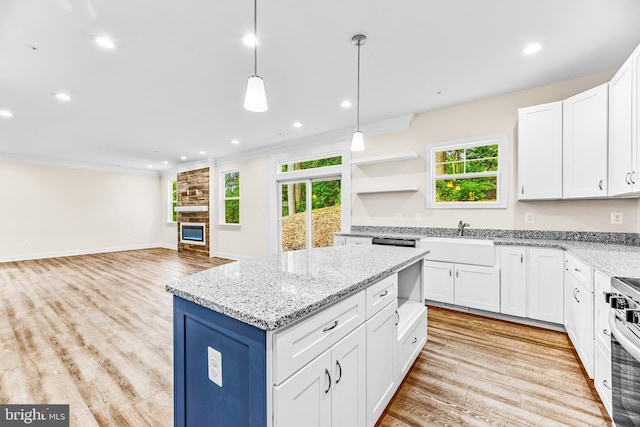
[2,0,640,173]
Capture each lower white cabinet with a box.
[499,246,563,323]
[563,253,594,378]
[454,264,500,313]
[593,270,613,418]
[424,261,500,313]
[366,300,398,427]
[274,325,367,427]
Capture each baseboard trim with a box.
[212,251,251,261]
[0,243,170,263]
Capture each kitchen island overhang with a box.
[167,245,429,427]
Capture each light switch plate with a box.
[208,346,222,387]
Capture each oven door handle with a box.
[610,311,640,362]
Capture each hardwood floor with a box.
[378,307,612,427]
[1,249,611,426]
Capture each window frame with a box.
[220,170,241,225]
[167,179,177,223]
[426,134,508,209]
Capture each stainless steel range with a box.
[609,277,640,426]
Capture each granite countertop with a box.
[166,245,429,331]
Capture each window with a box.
[279,155,342,173]
[168,180,177,222]
[427,134,507,208]
[221,171,240,224]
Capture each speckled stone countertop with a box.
[166,245,429,331]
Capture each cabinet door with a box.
[274,350,332,427]
[528,248,564,324]
[563,84,609,198]
[575,283,594,378]
[594,270,612,352]
[594,341,613,419]
[499,247,527,317]
[517,102,563,200]
[454,265,500,313]
[609,54,635,196]
[332,325,366,427]
[366,300,398,427]
[423,261,454,304]
[634,44,640,192]
[563,268,578,345]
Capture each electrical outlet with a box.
[22,240,29,246]
[611,212,623,225]
[395,213,402,221]
[415,213,422,221]
[208,346,222,387]
[524,212,534,223]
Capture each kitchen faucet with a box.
[458,220,470,237]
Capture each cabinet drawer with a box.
[365,273,398,319]
[345,236,372,245]
[565,253,593,291]
[398,308,426,378]
[273,291,366,385]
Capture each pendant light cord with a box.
[356,39,361,132]
[253,0,258,76]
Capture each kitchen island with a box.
[166,244,429,427]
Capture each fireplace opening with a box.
[180,223,206,246]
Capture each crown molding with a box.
[160,158,214,177]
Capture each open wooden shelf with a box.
[352,185,419,194]
[351,151,418,166]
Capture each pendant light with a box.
[351,34,366,151]
[244,0,268,112]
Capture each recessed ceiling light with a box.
[231,139,240,145]
[293,122,302,128]
[163,160,169,165]
[199,150,206,155]
[180,156,187,160]
[340,100,352,109]
[54,92,71,101]
[0,110,13,118]
[147,165,153,168]
[94,36,115,49]
[523,43,542,55]
[242,33,260,47]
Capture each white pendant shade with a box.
[244,75,268,112]
[351,131,365,151]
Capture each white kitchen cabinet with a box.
[593,270,613,418]
[275,325,367,427]
[454,264,500,313]
[517,101,563,200]
[424,260,500,313]
[528,248,564,324]
[423,260,454,304]
[366,300,398,427]
[563,84,609,198]
[499,246,527,317]
[563,253,594,378]
[609,43,640,196]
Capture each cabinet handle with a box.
[412,337,418,344]
[379,290,388,298]
[520,254,523,263]
[598,180,603,191]
[395,310,399,326]
[603,328,610,337]
[323,320,338,332]
[449,268,452,276]
[565,260,569,271]
[456,269,459,278]
[603,379,611,390]
[575,289,580,303]
[324,369,331,394]
[626,172,632,185]
[521,185,524,195]
[632,171,637,185]
[574,267,581,273]
[335,360,342,384]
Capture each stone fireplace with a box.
[177,167,210,256]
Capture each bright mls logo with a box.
[1,405,69,426]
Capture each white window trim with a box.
[426,133,508,209]
[167,179,177,223]
[219,170,241,225]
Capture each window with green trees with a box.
[168,180,177,222]
[222,171,240,224]
[428,135,506,208]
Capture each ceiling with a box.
[2,0,640,173]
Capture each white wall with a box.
[159,172,178,249]
[352,71,639,233]
[0,161,163,261]
[213,157,270,258]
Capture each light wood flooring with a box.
[0,249,611,426]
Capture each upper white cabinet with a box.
[563,84,609,198]
[609,44,640,196]
[517,102,563,200]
